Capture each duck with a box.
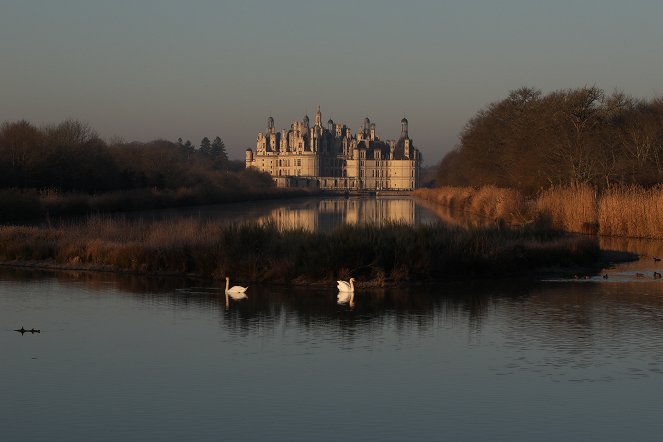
[225,277,248,300]
[14,327,40,334]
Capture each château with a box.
[245,106,421,191]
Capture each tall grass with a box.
[414,186,527,224]
[535,184,598,234]
[0,216,599,284]
[418,184,663,239]
[599,186,663,238]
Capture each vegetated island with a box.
[0,216,603,286]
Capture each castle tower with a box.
[267,116,274,134]
[245,148,254,168]
[303,114,310,128]
[370,123,376,140]
[315,105,322,127]
[401,117,409,139]
[328,118,334,132]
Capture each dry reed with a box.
[534,184,598,234]
[598,185,663,238]
[419,184,663,239]
[414,187,527,224]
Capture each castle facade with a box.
[245,106,421,191]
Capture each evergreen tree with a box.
[200,137,211,156]
[211,136,229,168]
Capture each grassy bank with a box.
[0,217,599,285]
[415,184,663,239]
[0,184,316,223]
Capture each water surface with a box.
[3,266,663,441]
[4,198,663,441]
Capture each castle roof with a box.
[392,137,414,160]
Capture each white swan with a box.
[337,278,355,305]
[337,277,355,293]
[225,277,248,300]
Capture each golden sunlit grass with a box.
[0,216,599,284]
[535,184,598,234]
[418,184,663,239]
[599,185,663,238]
[414,186,527,224]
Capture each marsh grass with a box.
[414,186,528,224]
[535,184,598,234]
[598,185,663,238]
[0,216,599,285]
[417,184,663,239]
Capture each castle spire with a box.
[315,104,322,127]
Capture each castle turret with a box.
[401,117,409,139]
[315,105,322,127]
[267,116,274,134]
[303,114,310,128]
[245,148,254,168]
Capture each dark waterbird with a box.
[14,327,40,334]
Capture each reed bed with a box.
[0,216,599,285]
[414,186,527,224]
[599,186,663,238]
[534,184,598,234]
[418,184,663,239]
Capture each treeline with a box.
[0,119,248,192]
[438,87,663,194]
[0,119,283,222]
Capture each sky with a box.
[2,0,662,165]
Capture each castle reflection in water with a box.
[260,197,431,231]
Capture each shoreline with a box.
[0,245,632,287]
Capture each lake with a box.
[3,197,663,441]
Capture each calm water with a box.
[124,195,442,231]
[4,198,663,441]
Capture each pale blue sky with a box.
[2,0,662,164]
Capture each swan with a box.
[337,278,356,306]
[225,277,248,300]
[337,277,355,293]
[337,290,355,305]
